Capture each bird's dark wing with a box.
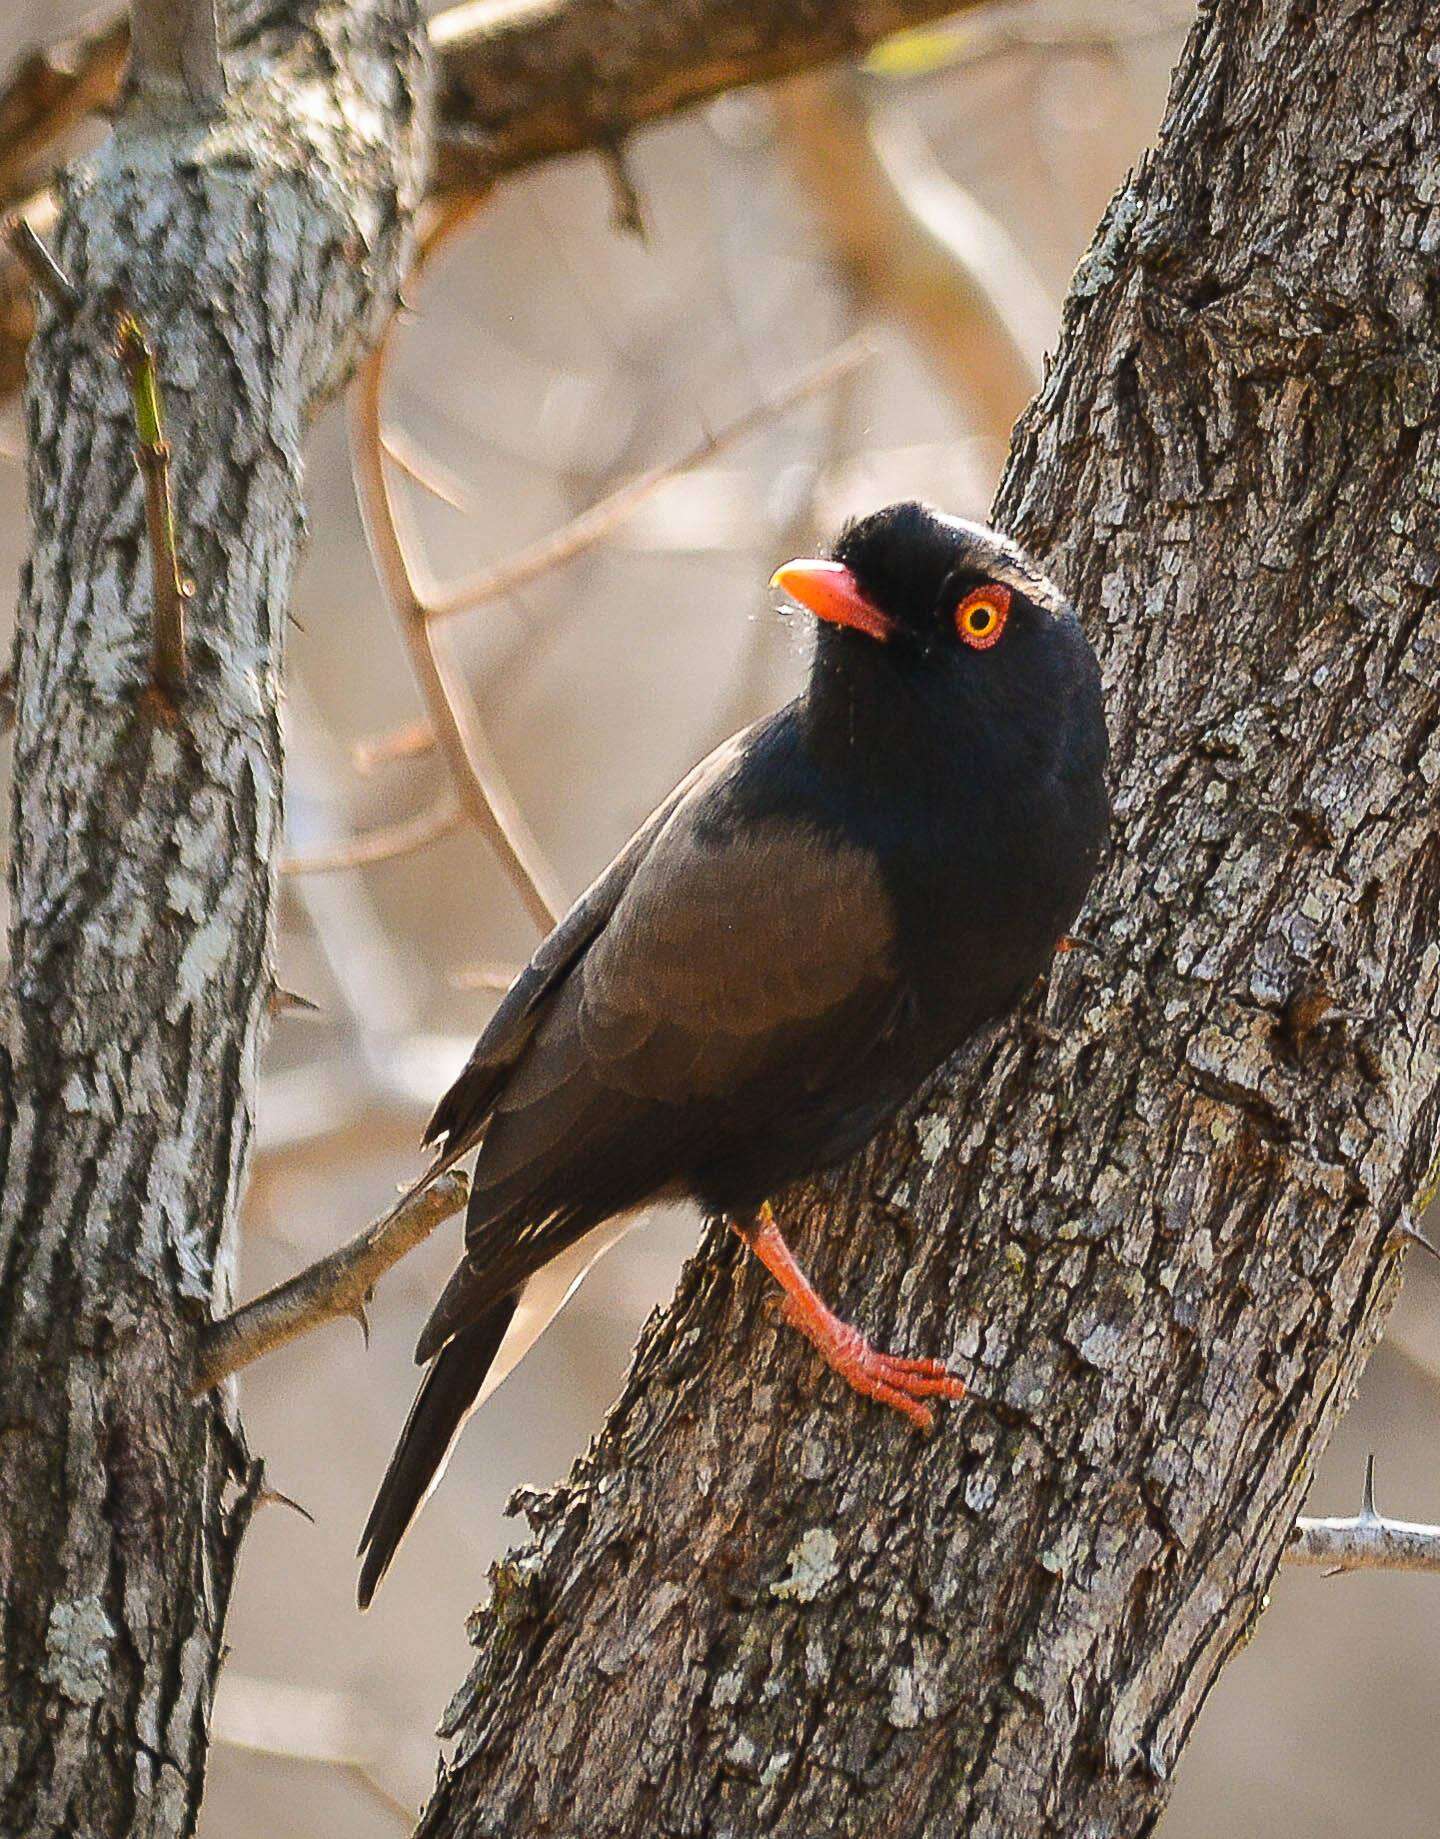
[423,726,754,1158]
[413,760,900,1361]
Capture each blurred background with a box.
[3,2,1440,1833]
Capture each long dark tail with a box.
[357,1295,518,1607]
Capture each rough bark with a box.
[0,3,427,1835]
[0,0,996,397]
[422,6,1440,1836]
[429,0,995,188]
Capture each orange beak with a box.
[770,559,895,642]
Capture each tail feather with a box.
[357,1296,518,1608]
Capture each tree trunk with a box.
[421,5,1440,1835]
[0,4,426,1834]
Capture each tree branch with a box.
[128,0,227,111]
[281,791,463,875]
[0,0,999,402]
[0,3,430,1833]
[1287,1456,1440,1577]
[425,334,873,622]
[193,1171,468,1394]
[349,207,566,933]
[429,0,999,190]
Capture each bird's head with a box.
[771,499,1073,667]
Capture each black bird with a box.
[357,500,1108,1606]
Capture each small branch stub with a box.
[192,1169,469,1394]
[115,311,192,700]
[129,0,228,112]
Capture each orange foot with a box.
[734,1201,967,1432]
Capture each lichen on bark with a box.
[0,3,427,1834]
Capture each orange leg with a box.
[732,1202,966,1432]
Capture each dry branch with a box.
[282,791,463,875]
[351,346,564,929]
[354,331,873,794]
[129,0,227,109]
[1287,1456,1440,1578]
[426,334,874,623]
[193,1170,469,1394]
[429,0,997,190]
[0,0,996,402]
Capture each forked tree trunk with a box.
[420,6,1440,1835]
[0,4,426,1833]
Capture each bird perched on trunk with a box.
[357,500,1108,1606]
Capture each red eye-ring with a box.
[955,583,1012,650]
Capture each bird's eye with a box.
[955,583,1012,650]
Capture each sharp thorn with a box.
[1360,1452,1378,1523]
[1397,1217,1440,1266]
[257,1485,316,1524]
[348,1301,372,1348]
[268,985,322,1017]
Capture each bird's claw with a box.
[780,1296,966,1432]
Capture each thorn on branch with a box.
[1395,1215,1440,1268]
[280,793,463,875]
[1287,1453,1440,1577]
[256,1484,316,1524]
[3,215,77,313]
[191,1169,469,1395]
[268,985,322,1018]
[115,311,192,702]
[599,131,648,239]
[349,1297,373,1347]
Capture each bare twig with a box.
[773,70,1047,439]
[192,1170,468,1394]
[350,196,564,931]
[451,960,522,991]
[282,791,463,875]
[352,714,435,774]
[129,0,227,110]
[3,215,76,312]
[380,424,476,512]
[114,312,191,699]
[425,333,875,622]
[1287,1455,1440,1576]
